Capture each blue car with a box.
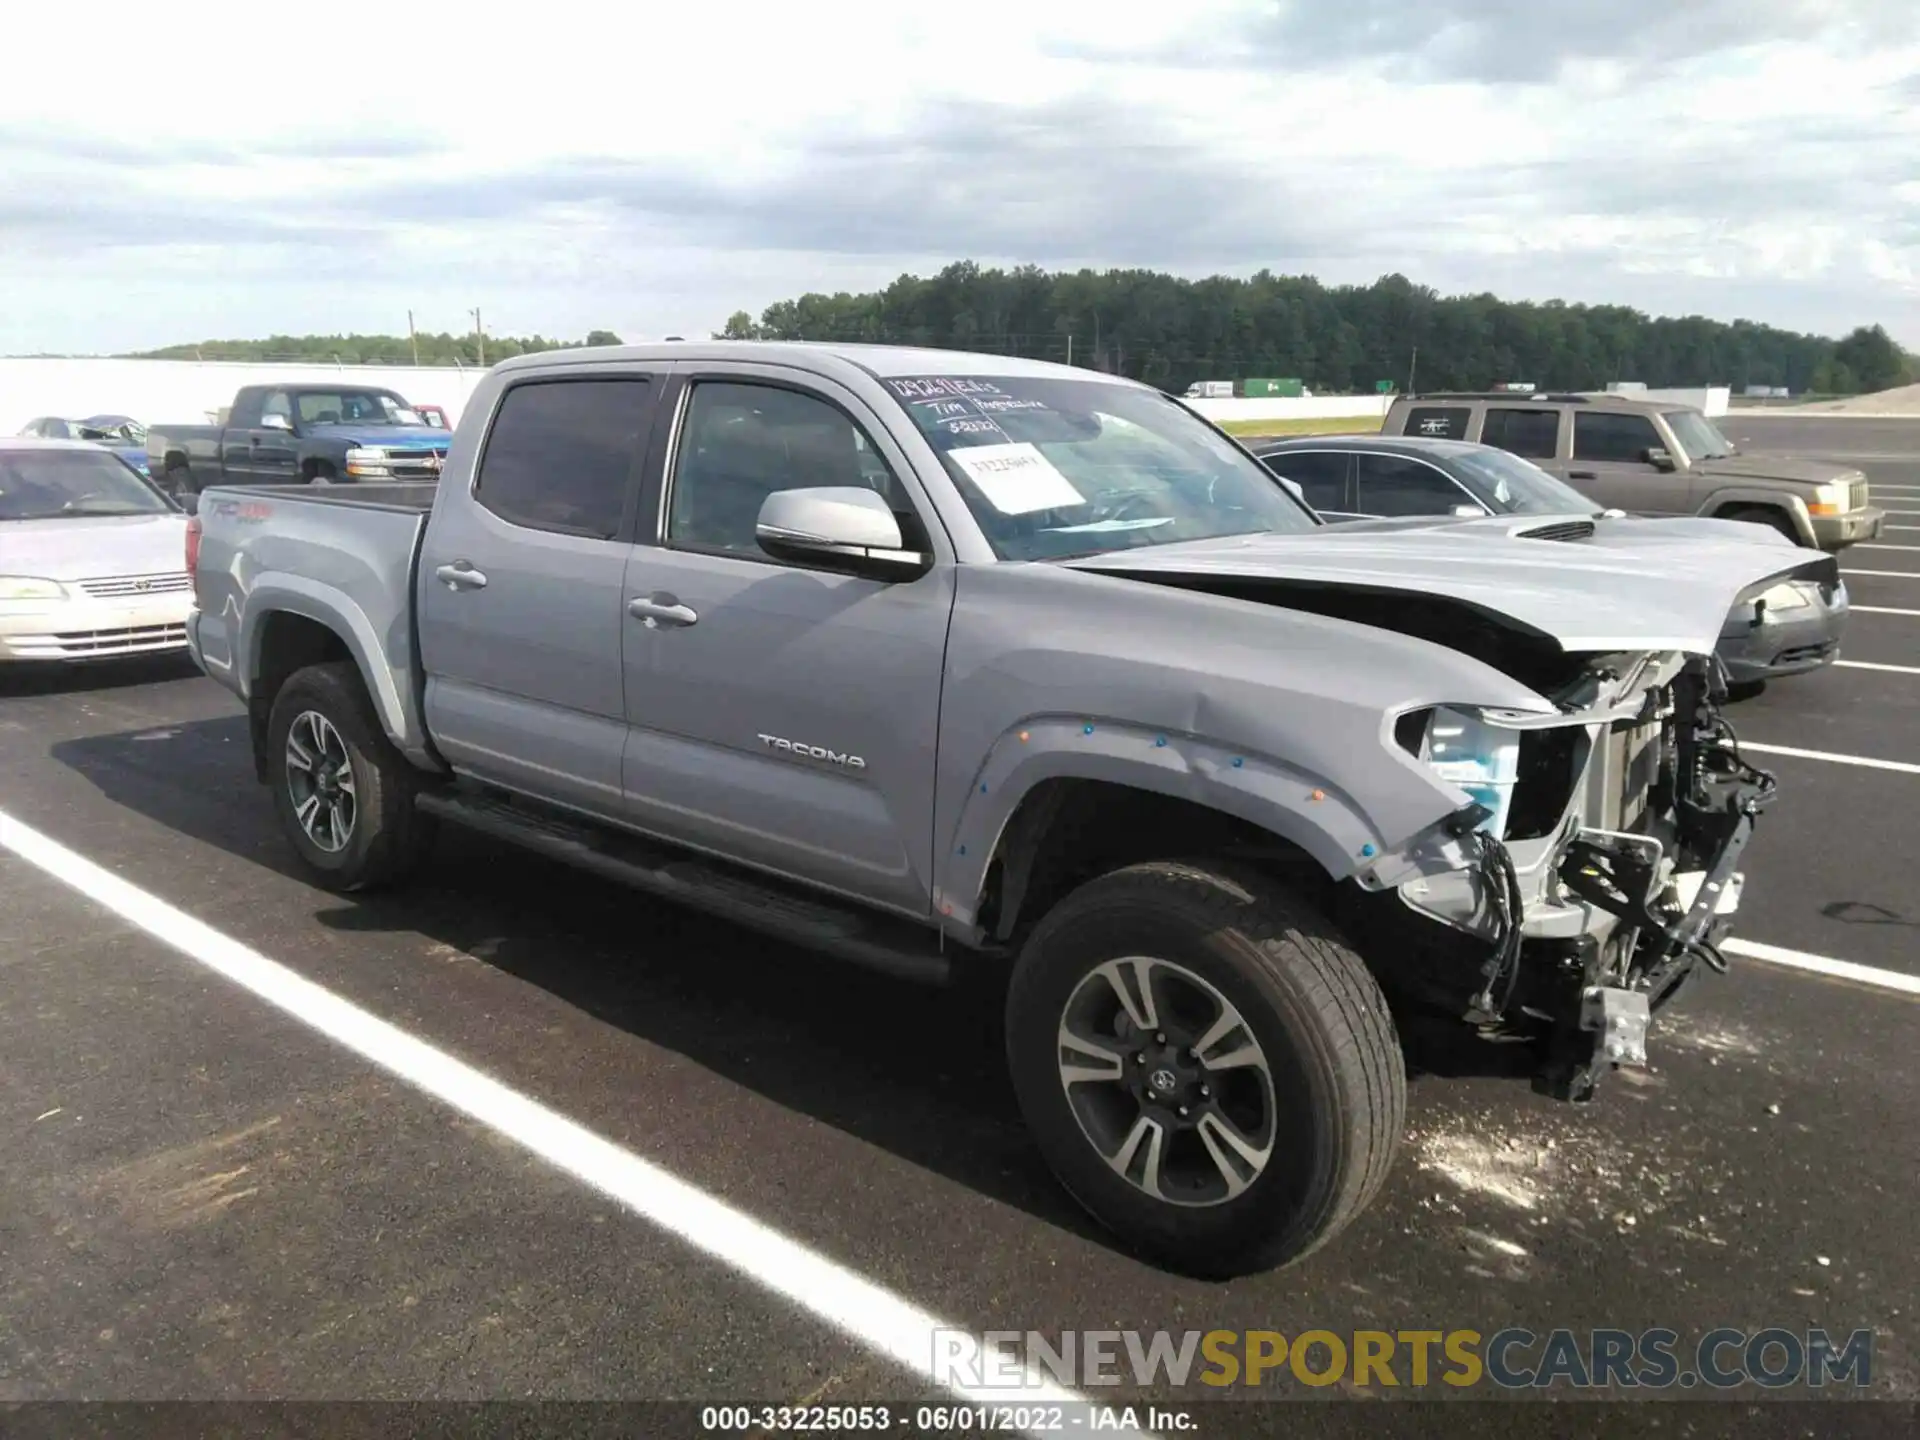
[19,414,152,477]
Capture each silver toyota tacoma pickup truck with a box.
[183,342,1818,1277]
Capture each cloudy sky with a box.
[4,0,1918,354]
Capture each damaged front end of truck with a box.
[1365,646,1778,1102]
[1069,516,1807,1102]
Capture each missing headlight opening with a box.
[1369,654,1777,1106]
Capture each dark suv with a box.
[1379,392,1882,551]
[1254,434,1849,687]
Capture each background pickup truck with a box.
[147,383,450,498]
[1381,390,1883,550]
[185,342,1810,1277]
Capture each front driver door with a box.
[1566,411,1694,515]
[619,370,954,918]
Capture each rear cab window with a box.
[474,378,654,538]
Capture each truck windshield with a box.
[1448,448,1601,516]
[1663,409,1736,461]
[296,391,428,427]
[880,374,1317,560]
[0,449,174,520]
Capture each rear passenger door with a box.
[418,372,661,818]
[1567,411,1689,515]
[617,367,955,917]
[1352,453,1487,517]
[1258,449,1352,518]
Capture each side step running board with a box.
[415,789,953,986]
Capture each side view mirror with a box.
[1451,504,1483,517]
[1645,446,1676,471]
[756,487,930,580]
[177,492,200,516]
[260,413,293,432]
[1275,476,1305,502]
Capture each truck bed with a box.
[190,482,441,764]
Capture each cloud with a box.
[1138,0,1920,85]
[0,0,1915,353]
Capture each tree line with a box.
[718,263,1917,397]
[126,329,626,367]
[113,264,1918,396]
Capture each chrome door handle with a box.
[435,561,488,591]
[628,595,698,628]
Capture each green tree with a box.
[1831,325,1913,393]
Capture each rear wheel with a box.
[1005,860,1406,1278]
[266,661,433,891]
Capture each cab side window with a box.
[667,381,923,558]
[473,378,652,538]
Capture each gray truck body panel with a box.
[188,343,1816,953]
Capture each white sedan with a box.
[0,438,194,663]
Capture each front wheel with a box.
[1005,860,1406,1278]
[266,661,434,892]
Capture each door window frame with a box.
[1572,410,1665,465]
[462,369,665,544]
[640,365,953,572]
[1258,447,1353,514]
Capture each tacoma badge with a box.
[757,733,867,769]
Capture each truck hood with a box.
[1062,513,1836,655]
[306,424,449,450]
[0,512,188,582]
[1692,453,1857,486]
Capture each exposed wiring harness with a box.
[1465,830,1527,1024]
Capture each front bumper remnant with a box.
[1539,658,1777,1100]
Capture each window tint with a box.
[1260,450,1347,511]
[1354,454,1476,517]
[261,391,292,423]
[1574,411,1663,463]
[668,381,909,557]
[1404,406,1469,440]
[475,378,651,537]
[1480,407,1559,459]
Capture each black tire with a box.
[1005,860,1405,1278]
[266,661,433,892]
[1721,505,1800,543]
[164,462,195,499]
[306,465,336,486]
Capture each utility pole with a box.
[470,308,485,367]
[407,310,419,366]
[1407,345,1418,395]
[1066,332,1073,367]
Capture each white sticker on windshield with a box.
[948,442,1085,515]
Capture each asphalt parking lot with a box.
[3,413,1917,1432]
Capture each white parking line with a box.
[0,808,1123,1436]
[1854,605,1920,617]
[1843,569,1920,578]
[1723,939,1920,998]
[1856,544,1920,553]
[1835,660,1920,675]
[1740,742,1920,775]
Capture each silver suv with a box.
[1381,392,1883,550]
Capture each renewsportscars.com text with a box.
[933,1327,1875,1391]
